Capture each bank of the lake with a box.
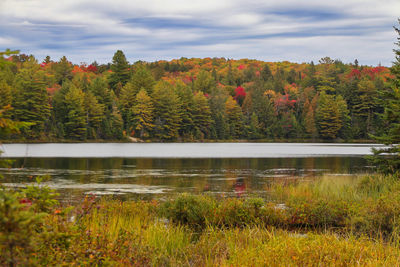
[2,173,400,266]
[0,138,378,144]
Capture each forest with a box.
[0,49,393,142]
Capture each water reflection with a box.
[1,157,370,200]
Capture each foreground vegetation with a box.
[2,174,400,266]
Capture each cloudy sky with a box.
[0,0,399,65]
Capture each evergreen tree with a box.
[84,91,105,138]
[175,82,195,139]
[0,80,12,108]
[249,112,261,139]
[261,64,272,81]
[130,66,155,96]
[13,59,50,137]
[225,63,235,86]
[315,92,348,139]
[52,56,73,85]
[225,96,244,138]
[89,77,113,112]
[109,50,130,93]
[193,70,214,94]
[152,81,182,140]
[209,85,229,139]
[371,19,400,173]
[249,81,276,137]
[192,92,212,139]
[64,85,86,140]
[303,99,318,138]
[353,78,377,133]
[132,88,154,138]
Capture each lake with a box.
[0,143,381,201]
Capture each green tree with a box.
[247,81,276,138]
[89,77,113,112]
[0,188,46,267]
[52,56,73,85]
[0,81,12,108]
[192,92,212,139]
[64,85,86,139]
[119,82,137,130]
[132,88,154,138]
[175,82,194,139]
[193,70,214,94]
[130,66,155,96]
[84,91,105,139]
[225,96,244,138]
[152,81,182,140]
[371,19,400,173]
[249,112,261,139]
[13,59,50,137]
[261,64,272,81]
[353,78,377,133]
[303,99,318,138]
[109,50,130,93]
[315,92,348,139]
[108,105,124,139]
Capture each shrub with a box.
[0,188,46,266]
[159,194,216,230]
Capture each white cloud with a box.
[0,37,17,46]
[0,0,398,65]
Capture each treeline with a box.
[0,49,393,141]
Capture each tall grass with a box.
[40,197,400,266]
[3,173,400,266]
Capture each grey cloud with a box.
[0,0,398,65]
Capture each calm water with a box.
[0,143,378,200]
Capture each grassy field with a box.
[2,174,400,266]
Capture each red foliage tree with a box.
[234,86,246,105]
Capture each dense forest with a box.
[0,49,393,142]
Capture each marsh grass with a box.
[43,198,400,266]
[3,173,400,266]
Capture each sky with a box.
[0,0,399,66]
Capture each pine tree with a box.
[193,70,214,94]
[225,96,244,138]
[52,56,73,85]
[371,19,400,173]
[84,91,105,138]
[152,81,182,140]
[109,50,130,92]
[130,66,155,96]
[353,78,377,133]
[249,112,261,139]
[175,82,194,139]
[13,59,50,137]
[110,105,124,139]
[261,64,272,81]
[89,77,113,112]
[315,92,348,139]
[64,85,86,140]
[0,80,12,108]
[119,82,137,130]
[192,92,212,139]
[132,88,154,138]
[208,85,228,139]
[303,100,318,138]
[250,81,276,137]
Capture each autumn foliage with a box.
[0,50,393,141]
